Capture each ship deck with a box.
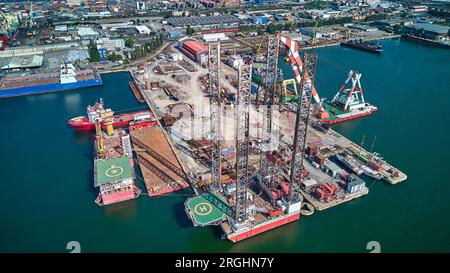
[221,182,279,236]
[103,132,125,159]
[130,125,189,196]
[185,193,230,226]
[321,101,347,120]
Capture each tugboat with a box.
[341,39,383,53]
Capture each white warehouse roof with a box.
[135,25,151,34]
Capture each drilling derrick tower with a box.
[208,42,222,192]
[258,36,280,199]
[234,63,252,227]
[287,53,317,213]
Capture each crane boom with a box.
[277,35,323,109]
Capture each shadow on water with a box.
[87,164,97,194]
[211,225,226,241]
[171,200,193,229]
[72,130,94,141]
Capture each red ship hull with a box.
[68,111,152,131]
[321,107,377,124]
[102,189,136,205]
[226,213,300,242]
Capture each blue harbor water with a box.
[0,39,449,252]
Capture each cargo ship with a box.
[341,39,383,53]
[68,98,153,131]
[401,34,450,48]
[0,63,102,98]
[320,70,377,124]
[336,154,363,175]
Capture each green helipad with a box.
[95,156,133,186]
[185,193,231,226]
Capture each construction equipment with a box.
[258,34,318,214]
[281,79,298,102]
[278,35,324,112]
[94,118,105,159]
[100,108,114,136]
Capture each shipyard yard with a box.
[120,33,410,243]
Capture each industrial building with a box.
[346,174,365,194]
[96,37,125,52]
[135,25,151,35]
[178,39,208,64]
[404,23,450,40]
[323,161,343,178]
[77,27,99,40]
[226,55,244,70]
[202,33,229,43]
[1,55,43,70]
[167,15,240,28]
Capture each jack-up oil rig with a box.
[184,35,319,242]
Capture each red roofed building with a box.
[179,39,208,64]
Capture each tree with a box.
[88,41,101,63]
[186,25,195,35]
[125,37,134,48]
[107,53,122,62]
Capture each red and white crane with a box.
[331,70,364,112]
[277,35,322,108]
